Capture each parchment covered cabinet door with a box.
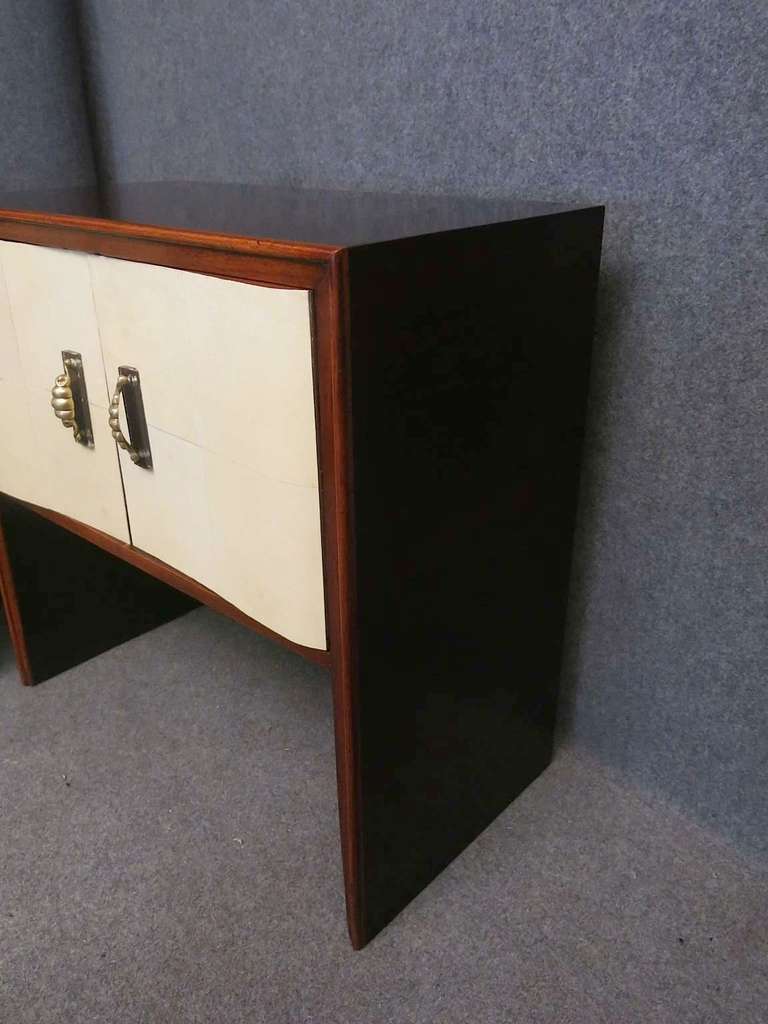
[89,254,326,650]
[0,241,129,542]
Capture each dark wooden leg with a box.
[355,541,569,941]
[0,494,198,685]
[0,498,34,683]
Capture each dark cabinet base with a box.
[0,495,197,684]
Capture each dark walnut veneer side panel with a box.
[346,209,604,940]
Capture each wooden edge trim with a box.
[0,220,334,291]
[0,509,34,684]
[4,495,331,669]
[0,208,338,264]
[316,252,365,948]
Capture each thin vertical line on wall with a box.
[70,0,107,207]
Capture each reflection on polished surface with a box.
[0,180,574,247]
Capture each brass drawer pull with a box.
[50,350,93,447]
[108,366,153,469]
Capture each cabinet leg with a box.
[0,495,198,685]
[353,639,560,943]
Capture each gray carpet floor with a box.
[0,607,766,1023]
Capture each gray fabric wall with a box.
[0,0,95,190]
[4,3,767,857]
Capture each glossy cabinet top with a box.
[0,180,599,249]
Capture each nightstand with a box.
[0,182,603,946]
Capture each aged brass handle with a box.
[108,366,153,469]
[109,374,135,458]
[50,351,93,446]
[51,371,76,430]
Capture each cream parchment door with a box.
[0,241,130,542]
[89,254,326,650]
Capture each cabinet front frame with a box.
[0,213,346,665]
